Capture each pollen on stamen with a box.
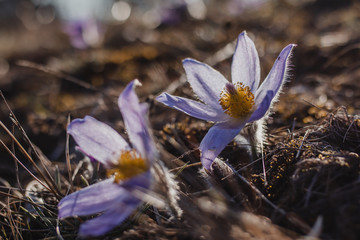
[107,149,148,183]
[219,82,255,118]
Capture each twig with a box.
[302,98,328,112]
[226,161,312,233]
[225,163,286,216]
[221,147,284,181]
[15,60,96,90]
[295,130,310,159]
[170,162,202,173]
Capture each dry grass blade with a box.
[226,163,314,234]
[0,91,62,198]
[261,141,267,186]
[0,140,52,194]
[0,123,61,199]
[0,191,56,215]
[65,115,72,188]
[11,124,23,195]
[1,200,18,240]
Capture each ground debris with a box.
[1,0,360,239]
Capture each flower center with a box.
[219,82,255,118]
[107,149,148,183]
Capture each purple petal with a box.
[231,31,260,93]
[118,79,156,161]
[122,171,152,190]
[250,44,296,122]
[156,92,229,122]
[139,102,149,117]
[76,172,151,237]
[58,178,125,218]
[183,58,228,112]
[58,172,151,219]
[67,116,130,166]
[200,122,244,171]
[78,201,140,237]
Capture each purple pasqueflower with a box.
[156,31,296,171]
[63,19,104,49]
[58,79,156,237]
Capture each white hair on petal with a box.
[236,45,296,159]
[152,161,183,218]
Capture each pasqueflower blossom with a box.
[37,0,114,48]
[58,79,156,237]
[156,31,295,171]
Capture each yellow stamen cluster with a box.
[107,149,148,183]
[219,82,255,118]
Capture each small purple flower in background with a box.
[58,79,156,237]
[157,31,296,171]
[36,0,114,48]
[63,19,103,49]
